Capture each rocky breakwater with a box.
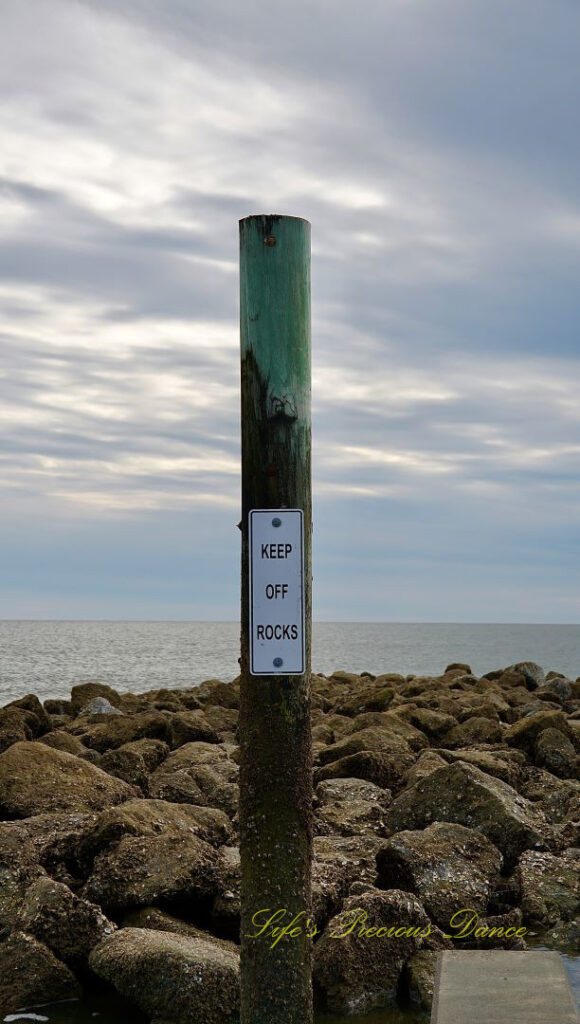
[0,662,578,1020]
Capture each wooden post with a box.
[239,214,313,1024]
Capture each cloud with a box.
[0,0,578,620]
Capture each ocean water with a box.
[1,620,579,706]
[0,620,578,1022]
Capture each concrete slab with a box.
[431,950,579,1024]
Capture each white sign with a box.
[249,509,305,675]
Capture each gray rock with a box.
[0,741,137,818]
[535,728,578,779]
[377,821,503,929]
[386,762,551,866]
[83,832,223,913]
[83,798,233,862]
[89,927,239,1023]
[0,931,81,1013]
[313,888,447,1014]
[81,697,124,716]
[16,876,116,967]
[518,850,580,925]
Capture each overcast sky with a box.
[1,0,579,621]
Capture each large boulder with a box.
[376,822,503,929]
[518,850,579,925]
[89,927,239,1023]
[124,906,238,951]
[505,709,573,754]
[72,710,171,753]
[314,750,412,792]
[314,778,392,837]
[148,743,239,816]
[0,931,81,1012]
[313,888,446,1014]
[16,876,115,968]
[394,706,457,741]
[534,728,578,779]
[406,949,439,1011]
[312,835,383,929]
[71,682,124,715]
[0,742,136,818]
[169,711,220,749]
[83,832,223,914]
[317,727,414,770]
[342,712,428,752]
[436,748,522,787]
[438,716,503,749]
[386,762,550,866]
[83,798,233,862]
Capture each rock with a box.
[83,832,223,913]
[535,728,578,779]
[509,662,545,690]
[169,710,221,748]
[39,729,96,759]
[16,876,116,968]
[73,710,171,753]
[506,709,573,753]
[124,906,238,951]
[195,678,240,710]
[449,907,526,949]
[343,712,428,752]
[315,777,392,837]
[210,846,241,937]
[83,799,233,861]
[395,706,457,740]
[313,888,445,1014]
[315,749,413,793]
[445,663,472,674]
[317,727,414,768]
[149,743,239,815]
[6,812,98,883]
[99,746,151,790]
[44,698,74,715]
[124,738,170,771]
[436,748,522,787]
[312,835,384,929]
[518,850,579,925]
[0,742,136,818]
[89,927,239,1023]
[3,694,51,734]
[81,697,124,716]
[334,685,395,716]
[0,826,45,937]
[402,750,448,788]
[538,677,572,702]
[0,707,30,752]
[546,916,580,953]
[406,949,438,1010]
[0,931,81,1012]
[71,683,124,715]
[438,716,503,749]
[202,705,239,736]
[386,762,550,866]
[376,822,503,929]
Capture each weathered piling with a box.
[238,214,313,1023]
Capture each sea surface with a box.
[1,620,580,706]
[0,620,578,1022]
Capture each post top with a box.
[239,213,310,227]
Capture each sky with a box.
[1,0,579,622]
